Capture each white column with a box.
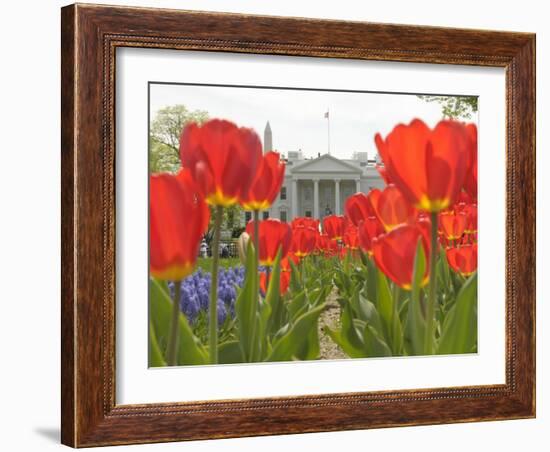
[292,178,298,219]
[355,178,361,193]
[335,179,341,215]
[313,179,319,219]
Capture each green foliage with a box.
[326,244,477,359]
[149,104,209,174]
[417,95,478,120]
[150,104,209,152]
[148,278,208,366]
[149,239,477,366]
[437,273,478,354]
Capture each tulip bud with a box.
[237,232,250,265]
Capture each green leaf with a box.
[365,257,378,306]
[376,269,393,344]
[235,242,259,362]
[357,294,385,338]
[267,303,326,362]
[265,249,284,336]
[148,321,167,367]
[149,278,207,365]
[218,340,244,364]
[404,239,427,355]
[288,258,302,292]
[288,290,308,320]
[363,324,392,357]
[437,273,478,355]
[325,301,367,358]
[295,322,320,360]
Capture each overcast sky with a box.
[150,83,478,161]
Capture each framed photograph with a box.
[61,4,535,447]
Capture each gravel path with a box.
[318,289,348,360]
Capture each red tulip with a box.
[463,124,478,200]
[281,252,300,272]
[369,185,417,231]
[343,226,360,250]
[357,216,384,255]
[323,215,347,241]
[375,164,392,185]
[291,225,318,257]
[315,233,338,256]
[245,218,292,266]
[291,217,320,231]
[439,210,467,240]
[241,151,285,210]
[150,170,209,281]
[260,269,291,295]
[463,204,478,234]
[344,192,376,227]
[372,224,431,290]
[446,244,478,276]
[455,190,473,207]
[179,119,262,207]
[375,119,471,212]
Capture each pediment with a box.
[291,154,361,174]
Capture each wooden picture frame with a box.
[61,3,535,447]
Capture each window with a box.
[263,211,270,220]
[305,210,312,218]
[280,210,287,222]
[280,186,287,200]
[304,187,312,201]
[245,211,252,223]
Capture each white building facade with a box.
[243,122,384,224]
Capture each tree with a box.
[417,95,478,120]
[149,104,209,173]
[150,104,209,152]
[149,136,181,174]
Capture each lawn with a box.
[197,257,241,273]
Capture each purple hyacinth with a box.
[168,266,245,327]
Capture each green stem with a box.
[209,205,223,364]
[424,211,439,355]
[253,210,260,271]
[265,266,271,291]
[391,284,400,355]
[167,281,181,366]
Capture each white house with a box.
[243,122,384,224]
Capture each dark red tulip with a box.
[372,224,431,290]
[439,210,467,240]
[241,151,285,210]
[291,225,318,257]
[179,119,262,207]
[446,244,478,276]
[369,184,417,231]
[357,216,384,255]
[344,192,376,227]
[323,215,347,241]
[150,169,209,280]
[375,119,471,212]
[245,219,292,266]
